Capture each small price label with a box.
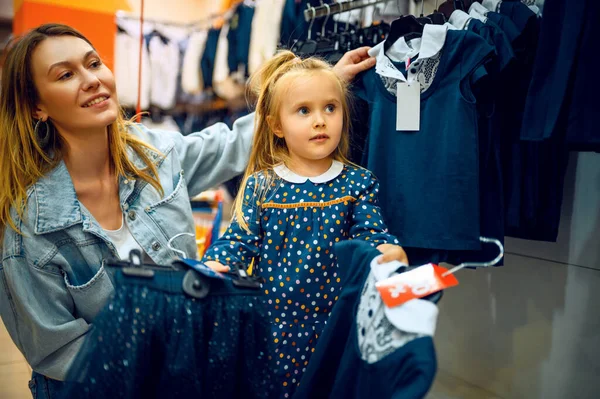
[376,264,459,308]
[396,81,420,131]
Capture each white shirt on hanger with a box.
[149,34,180,110]
[181,30,209,95]
[114,23,152,110]
[212,22,245,100]
[248,0,286,75]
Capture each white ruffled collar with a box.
[273,160,344,184]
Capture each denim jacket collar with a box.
[32,144,161,235]
[33,161,83,234]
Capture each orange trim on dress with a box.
[262,196,357,209]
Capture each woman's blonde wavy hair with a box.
[0,24,163,244]
[233,50,352,233]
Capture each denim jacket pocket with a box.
[64,265,114,322]
[146,170,185,211]
[144,171,197,259]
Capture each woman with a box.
[0,23,375,396]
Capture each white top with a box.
[103,215,149,262]
[181,30,208,95]
[213,23,245,101]
[149,35,180,110]
[248,0,286,74]
[114,30,151,110]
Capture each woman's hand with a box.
[204,260,231,273]
[332,46,377,82]
[376,243,409,265]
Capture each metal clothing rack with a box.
[303,0,393,21]
[115,5,238,30]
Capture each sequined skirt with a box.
[65,269,278,399]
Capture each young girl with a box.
[203,51,407,398]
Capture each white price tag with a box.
[396,81,420,131]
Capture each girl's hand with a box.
[376,243,409,265]
[204,261,231,273]
[332,46,376,82]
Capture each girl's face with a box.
[31,36,119,136]
[274,70,344,171]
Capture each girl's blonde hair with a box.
[234,50,352,232]
[0,24,164,244]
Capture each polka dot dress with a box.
[203,161,398,398]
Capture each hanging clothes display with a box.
[148,32,181,110]
[248,0,286,74]
[480,0,568,241]
[114,23,152,110]
[181,30,208,96]
[448,9,517,263]
[227,2,255,79]
[65,257,278,399]
[200,28,222,92]
[280,0,309,48]
[354,24,494,252]
[520,0,599,149]
[213,22,235,99]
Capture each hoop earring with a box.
[34,118,51,149]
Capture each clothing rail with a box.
[303,0,393,21]
[115,5,237,29]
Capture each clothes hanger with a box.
[438,0,467,19]
[326,2,346,64]
[149,26,170,45]
[427,0,448,25]
[416,0,434,25]
[298,7,318,55]
[316,3,335,54]
[442,236,504,276]
[384,14,424,53]
[107,248,262,300]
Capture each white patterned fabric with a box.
[357,273,424,364]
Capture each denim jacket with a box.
[0,113,254,380]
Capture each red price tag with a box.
[375,264,459,308]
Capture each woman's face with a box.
[31,35,119,135]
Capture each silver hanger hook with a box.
[333,0,339,34]
[321,3,331,36]
[435,0,439,11]
[344,1,351,31]
[421,0,425,17]
[442,237,504,276]
[307,7,316,40]
[167,232,195,259]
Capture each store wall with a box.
[13,0,129,69]
[435,152,600,399]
